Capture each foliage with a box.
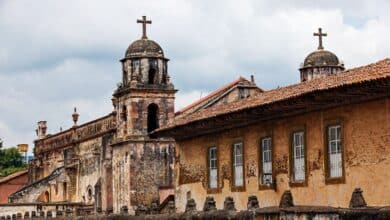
[0,146,26,177]
[0,147,24,168]
[0,166,27,177]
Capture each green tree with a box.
[0,147,24,168]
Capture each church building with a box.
[154,29,390,212]
[7,16,260,215]
[5,16,389,218]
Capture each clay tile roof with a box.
[0,170,28,184]
[157,58,390,133]
[176,76,261,116]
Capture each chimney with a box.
[250,75,255,84]
[72,107,79,127]
[36,121,47,139]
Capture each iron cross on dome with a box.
[137,16,152,39]
[313,27,327,50]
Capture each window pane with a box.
[235,144,242,155]
[209,169,217,188]
[330,141,337,153]
[293,132,305,181]
[329,153,342,178]
[234,143,244,186]
[299,133,304,145]
[294,134,298,146]
[336,141,341,153]
[329,127,336,140]
[237,155,242,165]
[261,138,273,184]
[235,165,243,186]
[209,147,218,188]
[336,126,341,140]
[328,125,343,178]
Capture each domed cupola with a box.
[299,28,345,82]
[118,16,173,92]
[125,39,164,59]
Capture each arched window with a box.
[148,68,156,84]
[87,185,93,201]
[121,105,127,121]
[147,103,159,133]
[44,191,50,202]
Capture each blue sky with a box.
[0,0,389,154]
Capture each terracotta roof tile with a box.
[175,76,258,116]
[0,170,28,184]
[157,58,390,132]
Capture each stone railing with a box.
[0,202,83,219]
[9,167,64,203]
[2,188,390,219]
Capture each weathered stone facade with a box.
[110,22,177,213]
[9,18,182,215]
[8,17,261,216]
[11,114,116,212]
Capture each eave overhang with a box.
[154,76,390,141]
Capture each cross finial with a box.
[137,16,152,39]
[313,27,327,50]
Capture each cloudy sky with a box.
[0,0,389,153]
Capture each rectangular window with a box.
[233,142,244,186]
[292,131,305,182]
[238,88,248,99]
[260,137,273,185]
[208,147,218,189]
[328,125,343,178]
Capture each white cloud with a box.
[175,90,208,111]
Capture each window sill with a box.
[325,176,345,185]
[207,188,222,194]
[289,180,307,187]
[231,185,246,192]
[258,184,276,191]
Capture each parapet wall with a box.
[1,189,389,220]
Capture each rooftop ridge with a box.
[176,76,253,115]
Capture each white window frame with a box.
[260,137,273,185]
[208,147,218,189]
[292,131,305,182]
[233,142,244,187]
[328,125,343,178]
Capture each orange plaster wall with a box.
[175,98,390,212]
[0,173,29,203]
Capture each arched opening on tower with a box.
[148,68,156,84]
[147,103,159,133]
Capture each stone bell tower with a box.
[111,16,176,214]
[113,16,176,140]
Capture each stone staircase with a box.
[9,167,64,203]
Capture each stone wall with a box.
[174,98,390,212]
[0,171,28,203]
[112,140,175,214]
